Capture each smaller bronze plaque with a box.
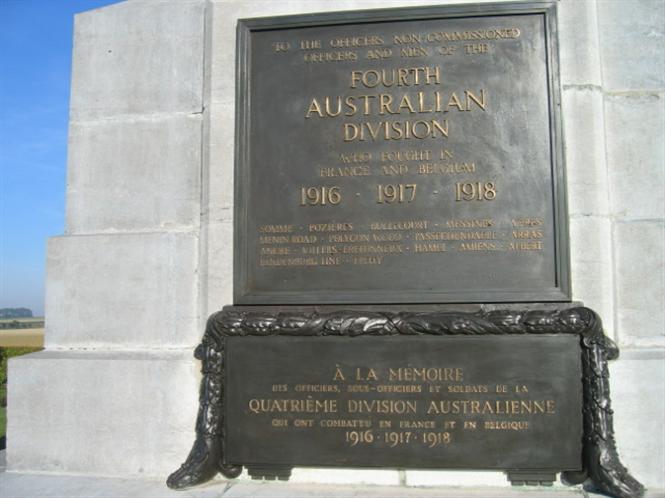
[224,335,582,471]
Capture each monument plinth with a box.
[8,0,661,496]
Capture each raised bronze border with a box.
[234,1,571,305]
[168,307,643,498]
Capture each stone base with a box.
[3,451,664,498]
[7,350,199,477]
[608,350,665,490]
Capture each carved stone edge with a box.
[167,306,644,498]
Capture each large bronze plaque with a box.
[235,2,569,304]
[225,335,582,471]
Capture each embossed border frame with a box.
[233,1,571,305]
[168,307,643,498]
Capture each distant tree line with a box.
[0,308,33,319]
[0,320,44,330]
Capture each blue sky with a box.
[0,0,119,316]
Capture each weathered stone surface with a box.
[206,102,234,220]
[201,219,233,320]
[562,88,609,217]
[609,350,665,488]
[568,216,615,336]
[7,351,199,477]
[45,233,199,348]
[597,0,665,91]
[605,93,665,221]
[290,468,401,486]
[558,0,602,87]
[405,470,508,487]
[70,0,205,120]
[66,114,202,233]
[613,221,665,347]
[0,470,597,498]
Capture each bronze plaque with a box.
[224,335,582,470]
[234,2,569,304]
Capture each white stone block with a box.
[597,0,665,91]
[66,114,202,233]
[290,468,400,486]
[201,219,233,319]
[0,473,598,498]
[405,470,508,487]
[207,101,235,219]
[209,5,236,107]
[558,0,602,87]
[7,350,199,478]
[569,216,615,337]
[45,233,200,348]
[605,94,665,221]
[613,221,665,347]
[562,88,609,217]
[609,349,665,489]
[70,1,205,120]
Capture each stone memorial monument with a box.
[7,0,663,497]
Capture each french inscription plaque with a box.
[225,335,582,471]
[235,2,570,304]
